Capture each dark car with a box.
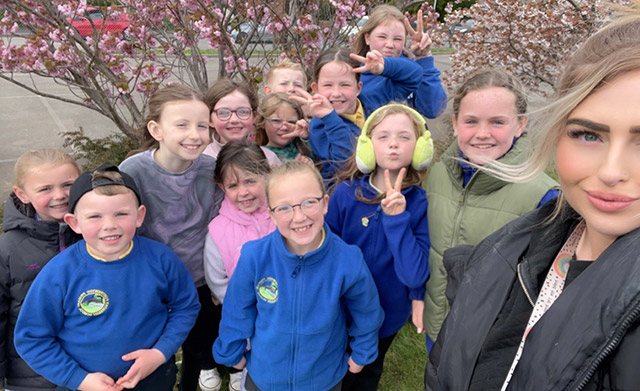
[69,7,130,38]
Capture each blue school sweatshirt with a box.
[213,224,384,391]
[326,176,430,338]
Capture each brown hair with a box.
[452,69,528,119]
[205,78,259,112]
[312,47,361,83]
[266,160,325,205]
[352,4,407,57]
[13,148,79,188]
[254,93,311,157]
[214,139,271,186]
[333,103,426,203]
[128,84,206,157]
[265,59,308,89]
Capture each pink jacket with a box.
[207,197,275,278]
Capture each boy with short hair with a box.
[263,59,307,96]
[14,165,200,391]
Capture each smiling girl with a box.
[119,84,224,391]
[422,69,558,351]
[426,4,640,390]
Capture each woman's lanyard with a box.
[500,220,586,391]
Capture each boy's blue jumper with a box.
[14,236,200,390]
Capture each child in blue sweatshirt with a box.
[352,5,447,118]
[292,46,423,182]
[14,165,200,391]
[213,161,384,391]
[326,103,432,390]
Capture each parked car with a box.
[231,22,274,43]
[339,16,369,37]
[451,19,473,35]
[68,7,130,38]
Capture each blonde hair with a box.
[483,3,640,217]
[265,59,308,89]
[333,103,426,203]
[266,160,325,205]
[13,148,79,188]
[254,93,311,158]
[352,4,407,57]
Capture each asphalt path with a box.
[0,50,452,202]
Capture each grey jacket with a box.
[1,193,79,390]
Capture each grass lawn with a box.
[176,321,427,391]
[379,322,428,391]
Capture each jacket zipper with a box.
[572,301,640,390]
[289,256,303,390]
[450,173,478,247]
[517,262,535,307]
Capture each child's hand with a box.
[348,356,364,373]
[294,154,315,166]
[78,372,122,391]
[290,88,334,119]
[404,10,433,58]
[350,51,385,75]
[116,348,166,389]
[412,300,425,334]
[233,355,247,370]
[280,119,310,140]
[381,168,407,216]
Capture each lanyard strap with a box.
[500,220,586,391]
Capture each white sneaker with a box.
[199,368,222,391]
[228,371,243,391]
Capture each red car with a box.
[69,7,130,38]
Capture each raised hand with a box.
[381,168,407,216]
[404,10,432,58]
[290,88,334,119]
[350,50,385,75]
[280,118,310,140]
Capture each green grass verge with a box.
[380,322,428,391]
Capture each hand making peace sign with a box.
[404,9,433,58]
[350,50,385,75]
[381,168,407,216]
[290,87,334,119]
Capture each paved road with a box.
[0,51,452,202]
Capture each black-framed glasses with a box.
[214,107,253,121]
[264,117,298,129]
[269,196,324,218]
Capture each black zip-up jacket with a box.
[426,199,640,391]
[0,193,80,390]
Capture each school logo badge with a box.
[77,289,109,316]
[256,277,278,303]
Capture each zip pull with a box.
[291,263,301,278]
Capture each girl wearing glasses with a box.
[213,161,384,391]
[255,92,315,164]
[327,103,431,390]
[203,78,281,166]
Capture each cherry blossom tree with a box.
[0,0,374,143]
[434,0,628,95]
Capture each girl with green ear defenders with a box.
[326,102,432,390]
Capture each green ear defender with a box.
[355,103,434,174]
